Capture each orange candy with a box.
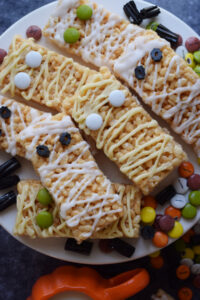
[176,265,191,280]
[152,231,168,248]
[142,196,157,209]
[150,256,164,269]
[165,206,181,220]
[182,229,195,243]
[178,161,194,178]
[178,287,193,300]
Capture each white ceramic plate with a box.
[0,0,200,266]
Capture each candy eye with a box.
[0,106,11,119]
[86,113,103,130]
[36,211,53,228]
[108,90,125,107]
[36,145,50,158]
[151,48,163,62]
[14,72,31,90]
[59,132,71,146]
[37,188,52,206]
[135,65,145,80]
[25,51,42,68]
[63,27,80,44]
[76,5,93,20]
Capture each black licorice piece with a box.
[0,175,20,190]
[140,6,160,19]
[123,1,142,25]
[64,238,93,255]
[0,191,16,211]
[0,157,21,178]
[109,238,135,258]
[156,24,179,47]
[155,185,176,205]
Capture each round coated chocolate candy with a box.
[135,66,145,80]
[191,264,200,275]
[165,206,181,220]
[174,178,189,194]
[168,221,183,239]
[152,231,168,248]
[153,214,163,230]
[185,36,200,53]
[36,145,50,158]
[193,245,200,255]
[182,203,197,219]
[141,207,156,224]
[182,248,195,260]
[26,25,42,41]
[185,53,196,69]
[141,225,155,239]
[0,49,7,64]
[178,287,193,300]
[178,161,194,178]
[25,51,42,68]
[176,264,190,280]
[170,194,187,209]
[86,113,103,130]
[158,215,175,232]
[180,258,194,268]
[108,90,125,107]
[14,72,31,90]
[151,48,163,62]
[189,190,200,206]
[194,65,200,76]
[187,174,200,190]
[0,106,11,119]
[194,50,200,63]
[193,275,200,289]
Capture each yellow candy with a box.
[185,53,196,69]
[168,221,183,239]
[193,245,200,255]
[182,248,195,260]
[141,207,156,224]
[149,250,161,258]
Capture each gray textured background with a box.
[0,1,200,300]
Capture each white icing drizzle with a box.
[0,97,42,156]
[19,114,121,238]
[46,0,143,67]
[44,0,200,155]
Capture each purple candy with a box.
[158,215,175,232]
[187,174,200,190]
[185,36,200,52]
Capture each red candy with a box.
[0,49,7,64]
[177,35,183,47]
[158,215,175,232]
[26,25,42,41]
[193,275,200,289]
[187,174,200,190]
[185,37,200,53]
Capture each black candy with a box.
[36,145,50,158]
[123,1,142,25]
[135,66,146,80]
[0,157,21,178]
[0,175,20,190]
[64,238,93,255]
[0,106,11,119]
[141,225,155,240]
[151,48,163,62]
[109,238,135,258]
[59,132,71,146]
[0,191,16,211]
[155,185,176,205]
[140,5,160,19]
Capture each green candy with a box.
[64,27,80,44]
[37,188,52,206]
[146,21,159,31]
[195,255,200,263]
[194,51,200,63]
[36,211,53,228]
[76,5,93,20]
[175,239,186,252]
[194,65,200,77]
[182,203,197,219]
[189,190,200,206]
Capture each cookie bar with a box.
[71,67,186,194]
[18,112,123,242]
[0,37,186,194]
[0,95,46,157]
[14,180,141,239]
[44,0,200,157]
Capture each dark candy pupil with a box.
[36,145,50,158]
[0,106,11,119]
[59,132,71,146]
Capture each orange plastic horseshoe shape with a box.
[27,266,150,300]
